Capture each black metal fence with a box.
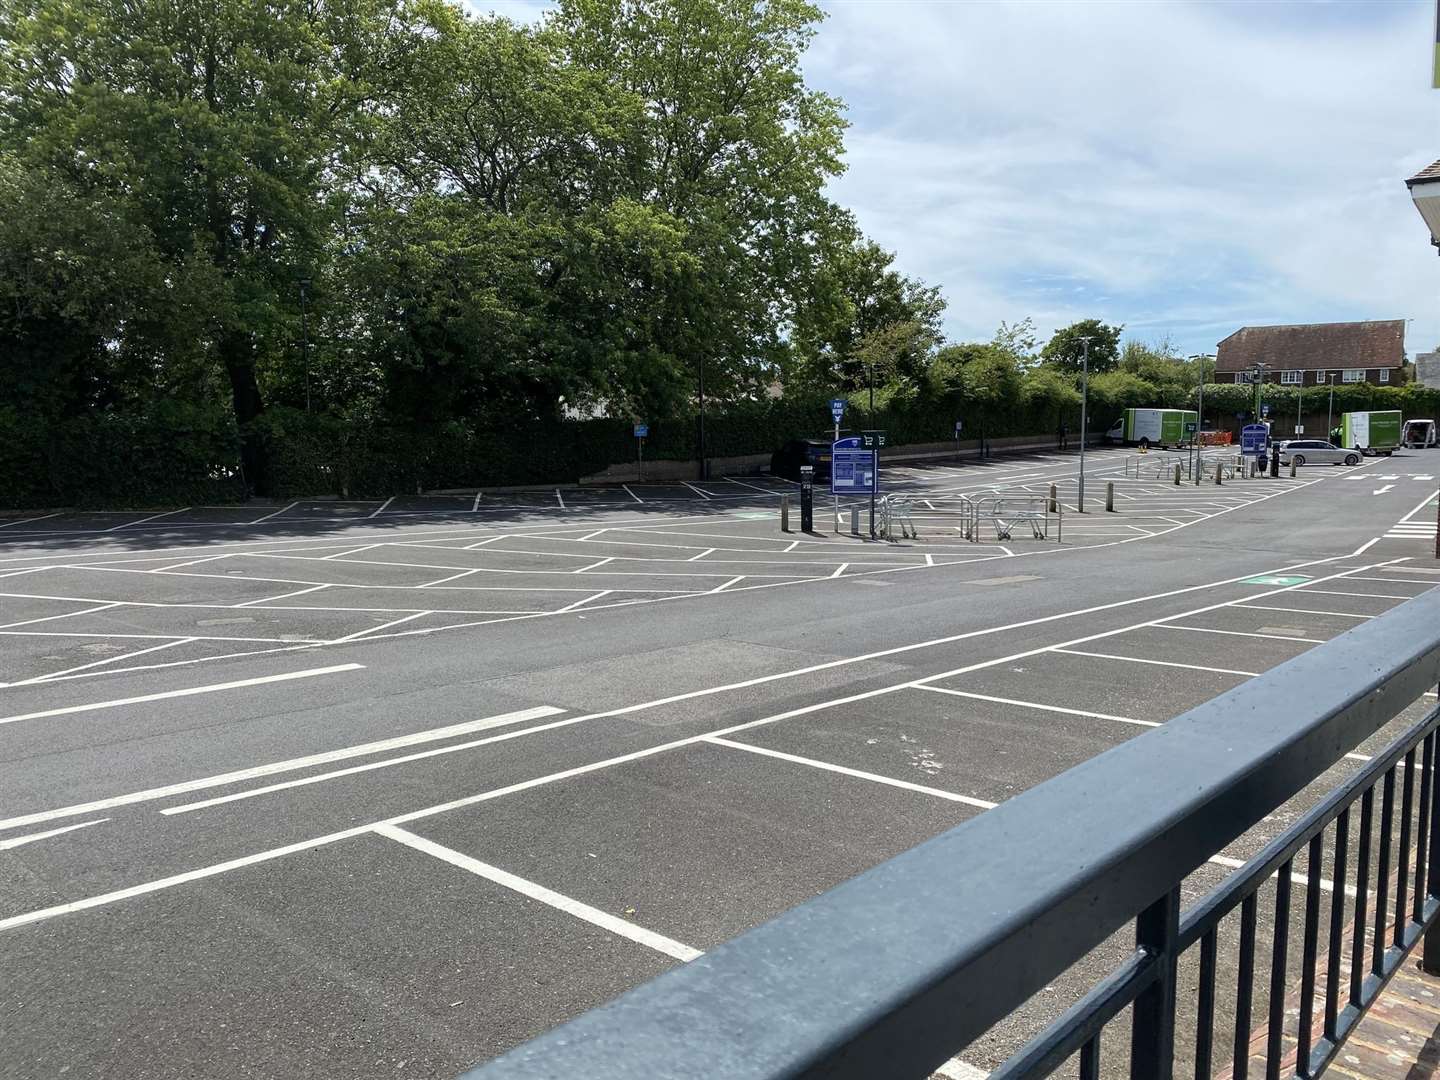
[462,590,1440,1080]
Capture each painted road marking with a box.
[0,706,564,833]
[374,824,702,962]
[0,818,109,851]
[0,825,377,931]
[913,685,1158,728]
[329,612,432,642]
[1374,485,1395,495]
[11,638,199,686]
[1049,648,1261,678]
[3,555,1390,834]
[0,664,364,728]
[704,736,998,809]
[249,503,297,524]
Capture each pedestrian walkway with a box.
[1327,958,1440,1078]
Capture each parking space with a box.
[2,444,1437,1078]
[0,451,1370,691]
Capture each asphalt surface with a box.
[1,445,1438,1080]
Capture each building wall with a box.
[1226,368,1398,387]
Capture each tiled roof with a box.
[1215,320,1405,372]
[1407,159,1440,186]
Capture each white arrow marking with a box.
[1373,485,1395,495]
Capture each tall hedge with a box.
[0,403,243,509]
[11,382,1435,509]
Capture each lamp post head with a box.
[1406,161,1440,251]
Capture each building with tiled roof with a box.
[1215,320,1406,387]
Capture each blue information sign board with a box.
[633,423,648,438]
[829,398,846,424]
[1241,423,1268,456]
[830,436,876,495]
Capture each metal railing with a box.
[461,590,1440,1080]
[1123,451,1242,482]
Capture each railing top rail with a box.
[463,586,1440,1080]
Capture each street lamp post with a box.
[1251,361,1268,422]
[1188,354,1208,483]
[1077,336,1092,512]
[1405,161,1440,560]
[697,355,707,482]
[299,277,312,414]
[1326,373,1336,441]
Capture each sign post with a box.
[830,399,846,530]
[1241,423,1268,476]
[955,419,963,461]
[862,430,886,539]
[831,435,878,538]
[799,466,814,532]
[634,423,648,481]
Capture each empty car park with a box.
[0,446,1437,1079]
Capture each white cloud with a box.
[466,0,1440,355]
[808,0,1440,354]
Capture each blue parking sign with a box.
[829,398,846,424]
[1241,423,1268,455]
[830,436,876,495]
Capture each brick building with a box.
[1215,320,1406,387]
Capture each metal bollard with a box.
[780,494,790,532]
[1289,460,1296,478]
[850,507,860,536]
[1049,483,1058,513]
[1215,463,1222,486]
[1105,481,1114,512]
[1174,464,1181,485]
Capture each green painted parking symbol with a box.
[1241,574,1312,586]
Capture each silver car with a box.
[1278,439,1361,467]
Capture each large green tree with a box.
[1041,318,1124,376]
[790,237,946,394]
[0,0,397,492]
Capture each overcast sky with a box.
[473,0,1440,357]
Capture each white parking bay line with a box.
[1231,603,1374,620]
[0,818,109,851]
[374,824,702,962]
[0,706,563,833]
[0,663,364,728]
[330,612,429,642]
[12,638,199,685]
[704,736,997,810]
[159,706,571,817]
[936,1060,991,1080]
[912,685,1158,728]
[1158,625,1316,644]
[1049,648,1261,678]
[0,824,376,932]
[0,600,123,630]
[249,502,297,524]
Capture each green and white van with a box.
[1104,408,1199,450]
[1338,411,1402,456]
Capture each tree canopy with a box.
[0,0,1267,503]
[1040,319,1124,375]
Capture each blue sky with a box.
[472,0,1440,358]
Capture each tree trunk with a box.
[220,330,271,496]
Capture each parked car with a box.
[1277,440,1361,467]
[1402,419,1437,449]
[770,438,833,481]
